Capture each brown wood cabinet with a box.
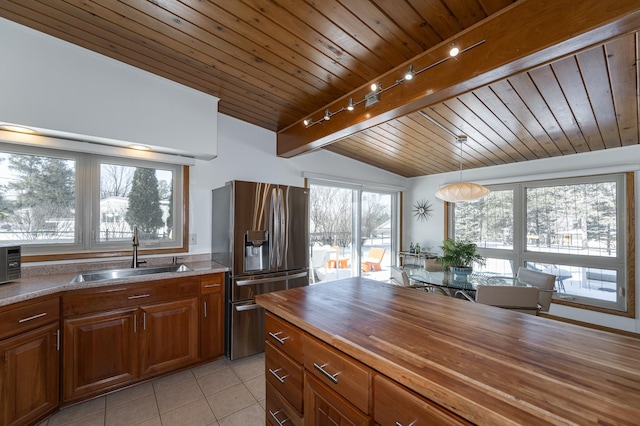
[263,310,472,426]
[265,312,305,425]
[265,312,375,426]
[0,296,59,426]
[200,273,225,360]
[373,375,470,426]
[0,269,226,425]
[62,277,200,402]
[304,373,371,426]
[140,298,199,376]
[63,308,138,401]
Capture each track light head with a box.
[303,118,310,126]
[449,43,459,57]
[324,109,331,120]
[347,98,354,111]
[370,82,381,92]
[404,64,414,81]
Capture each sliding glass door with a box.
[308,182,397,284]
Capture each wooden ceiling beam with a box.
[277,0,640,158]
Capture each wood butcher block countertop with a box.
[255,278,640,425]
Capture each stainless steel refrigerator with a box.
[212,180,309,360]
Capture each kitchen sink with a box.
[70,264,193,283]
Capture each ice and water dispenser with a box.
[244,230,269,271]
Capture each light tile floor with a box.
[38,353,266,426]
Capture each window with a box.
[451,174,632,315]
[308,181,398,284]
[0,143,186,259]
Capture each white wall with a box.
[188,113,407,254]
[0,17,218,160]
[405,146,640,332]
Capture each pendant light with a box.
[435,136,490,203]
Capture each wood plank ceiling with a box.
[0,1,638,178]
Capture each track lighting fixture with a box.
[404,64,414,81]
[301,39,485,128]
[449,43,459,57]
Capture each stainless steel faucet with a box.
[132,226,139,268]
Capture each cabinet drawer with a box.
[374,375,471,426]
[303,334,371,414]
[201,273,224,294]
[265,341,303,414]
[0,297,59,340]
[266,382,303,426]
[266,312,303,362]
[304,372,370,426]
[63,277,199,316]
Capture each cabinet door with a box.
[200,292,224,360]
[374,375,471,426]
[140,298,198,377]
[63,308,138,402]
[304,373,371,426]
[0,322,59,426]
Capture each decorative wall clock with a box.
[413,199,433,221]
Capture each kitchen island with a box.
[256,277,640,425]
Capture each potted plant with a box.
[436,238,486,280]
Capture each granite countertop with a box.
[0,256,229,307]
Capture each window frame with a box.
[448,172,634,317]
[0,142,189,262]
[307,179,400,281]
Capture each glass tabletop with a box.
[405,266,520,292]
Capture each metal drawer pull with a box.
[268,331,290,345]
[128,294,150,300]
[313,363,339,384]
[396,422,417,426]
[269,409,289,426]
[18,312,47,323]
[268,368,289,383]
[204,283,220,288]
[203,301,208,318]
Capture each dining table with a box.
[404,266,523,297]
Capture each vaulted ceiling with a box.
[1,1,638,177]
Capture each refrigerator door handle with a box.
[278,187,286,268]
[269,187,278,269]
[286,271,308,280]
[235,303,263,312]
[236,273,294,286]
[235,271,308,287]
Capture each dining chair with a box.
[389,265,411,287]
[310,246,333,283]
[475,285,541,315]
[516,267,556,312]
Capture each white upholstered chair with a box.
[389,265,411,287]
[475,285,540,315]
[310,246,333,283]
[516,267,556,312]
